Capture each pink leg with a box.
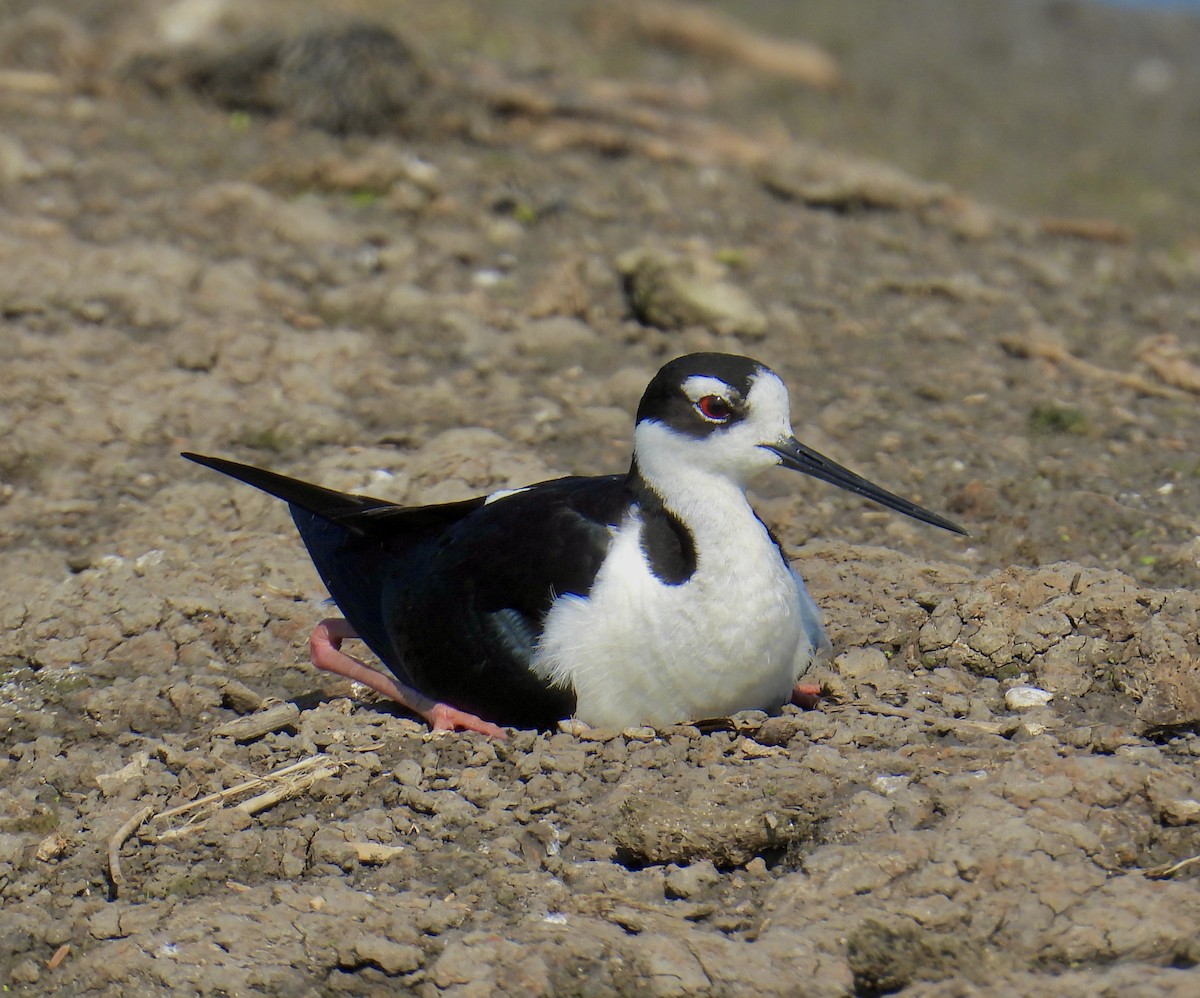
[790,681,823,710]
[309,618,507,738]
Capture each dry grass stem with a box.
[1141,854,1200,880]
[835,700,1006,735]
[106,805,154,897]
[152,755,338,839]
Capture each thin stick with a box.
[1000,331,1188,400]
[620,2,842,89]
[235,762,339,816]
[107,805,154,897]
[1141,854,1200,880]
[833,699,1005,735]
[153,755,330,823]
[211,702,300,742]
[0,69,66,94]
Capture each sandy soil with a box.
[1,1,1198,995]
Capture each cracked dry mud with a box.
[1,1,1199,996]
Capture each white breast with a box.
[532,481,815,728]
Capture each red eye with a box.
[697,396,732,421]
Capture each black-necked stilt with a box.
[185,353,963,736]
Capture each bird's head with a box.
[632,353,965,534]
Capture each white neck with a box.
[632,418,778,519]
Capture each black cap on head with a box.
[636,353,767,431]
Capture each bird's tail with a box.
[181,452,390,524]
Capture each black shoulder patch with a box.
[640,504,697,585]
[627,461,698,585]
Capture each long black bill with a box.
[765,437,967,535]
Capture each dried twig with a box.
[1137,335,1200,395]
[1140,854,1200,880]
[107,805,154,897]
[476,73,781,167]
[614,1,842,89]
[153,754,333,825]
[350,841,406,864]
[1000,330,1189,400]
[235,761,339,816]
[0,69,67,94]
[153,754,340,840]
[831,699,1006,735]
[211,701,300,742]
[1038,216,1132,244]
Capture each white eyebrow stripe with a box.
[680,375,736,403]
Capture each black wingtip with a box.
[181,451,356,513]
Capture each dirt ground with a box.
[1,1,1199,995]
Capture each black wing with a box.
[376,474,631,725]
[183,452,631,727]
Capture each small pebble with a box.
[872,774,911,796]
[8,958,40,985]
[392,759,423,787]
[665,859,721,899]
[1004,686,1054,711]
[833,647,889,679]
[558,718,590,737]
[1158,798,1200,826]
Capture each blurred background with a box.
[736,0,1200,250]
[401,0,1200,251]
[3,0,1198,250]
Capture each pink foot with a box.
[791,681,823,710]
[309,617,507,738]
[427,702,507,738]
